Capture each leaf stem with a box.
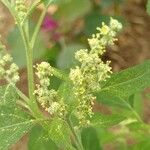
[127,103,143,123]
[30,6,46,48]
[66,117,84,150]
[30,0,54,49]
[5,78,30,103]
[119,97,143,123]
[16,100,32,114]
[13,86,29,102]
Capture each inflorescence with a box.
[69,18,122,125]
[0,42,19,84]
[35,18,122,125]
[34,62,66,118]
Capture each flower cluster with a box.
[15,0,27,24]
[35,62,66,117]
[69,18,122,125]
[0,45,19,84]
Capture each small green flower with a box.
[35,62,66,118]
[0,54,19,84]
[69,18,122,126]
[100,23,110,35]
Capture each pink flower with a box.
[41,16,58,32]
[41,15,61,41]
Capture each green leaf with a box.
[130,140,150,150]
[98,60,150,98]
[91,113,126,128]
[127,122,150,131]
[28,125,58,150]
[81,127,102,150]
[95,93,143,122]
[54,0,91,23]
[58,82,77,112]
[57,43,85,70]
[0,85,38,150]
[0,106,36,150]
[96,92,130,109]
[128,93,143,117]
[45,118,74,150]
[128,123,150,149]
[94,127,118,145]
[0,85,17,106]
[133,93,143,117]
[7,26,46,68]
[128,94,134,107]
[147,0,150,15]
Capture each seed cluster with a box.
[35,62,66,117]
[69,18,122,125]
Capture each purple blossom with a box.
[41,15,58,32]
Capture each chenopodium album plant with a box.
[1,0,150,150]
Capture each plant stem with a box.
[66,117,84,150]
[30,6,47,49]
[17,24,43,118]
[30,0,54,49]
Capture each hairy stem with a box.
[17,24,43,118]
